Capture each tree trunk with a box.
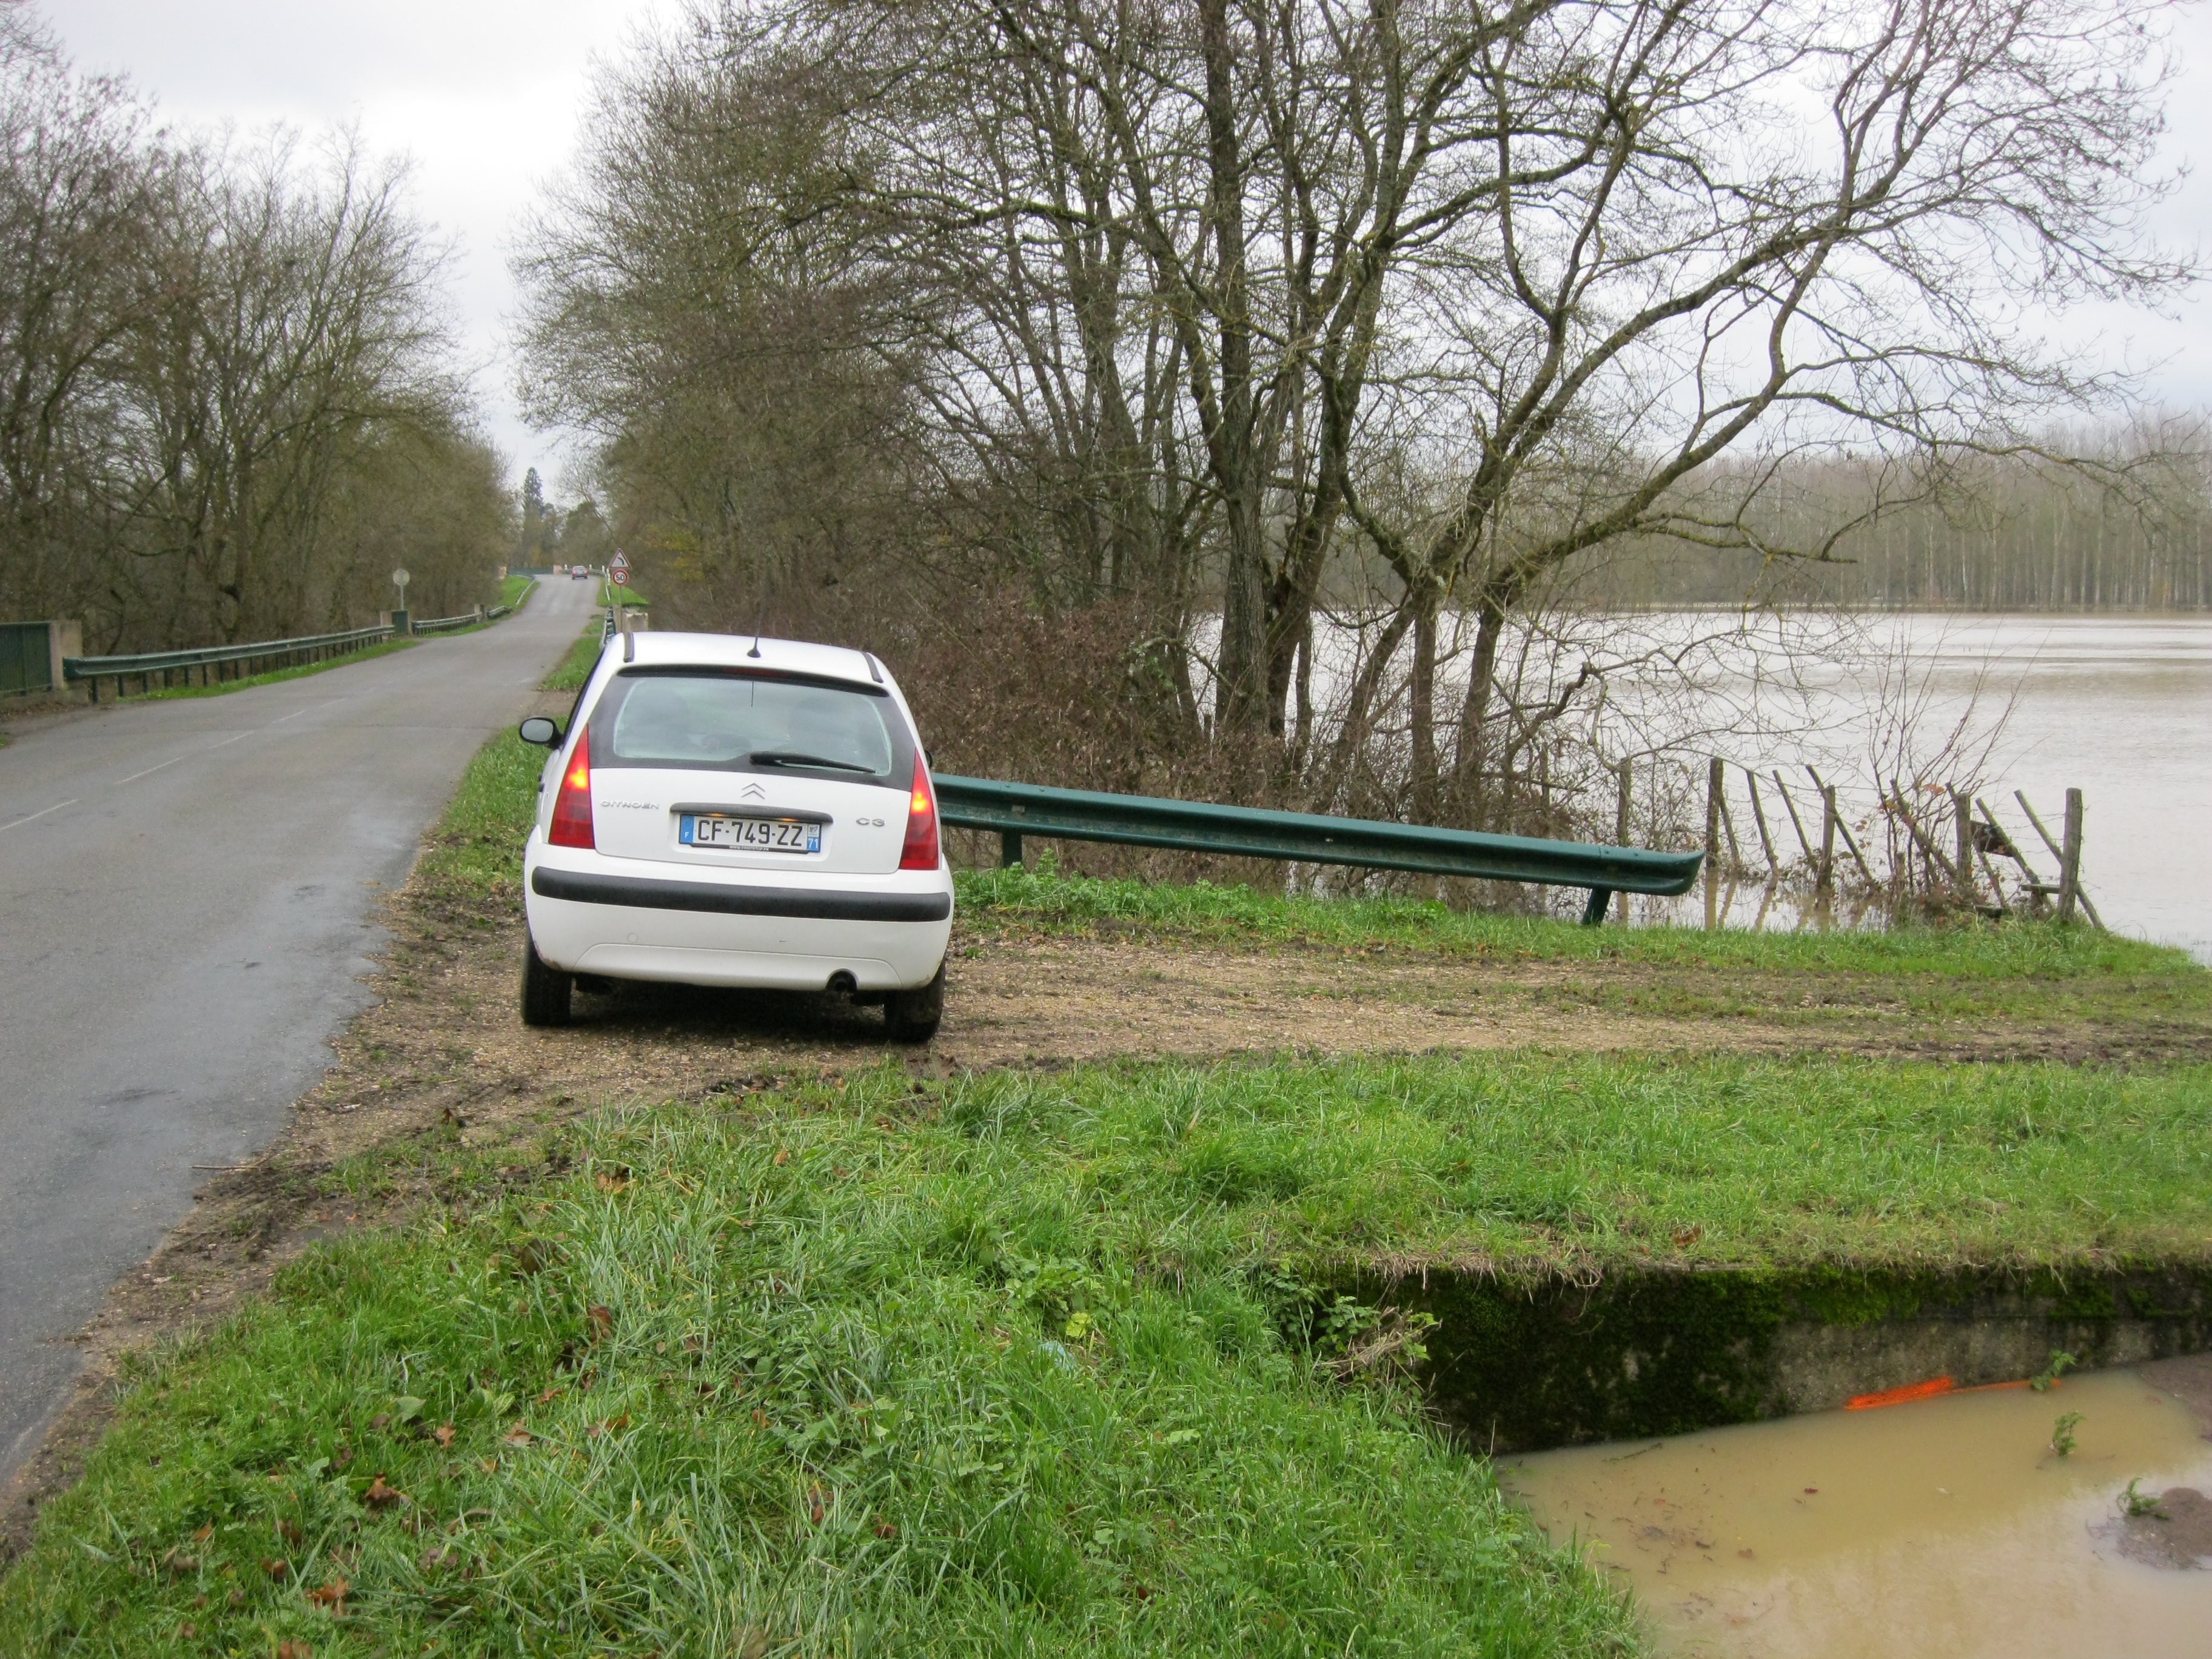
[1452,594,1506,826]
[1410,594,1438,821]
[1198,0,1265,736]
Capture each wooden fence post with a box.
[1614,757,1633,924]
[1744,771,1778,871]
[1705,757,1723,928]
[1818,786,1837,894]
[1951,788,1975,905]
[2059,788,2083,923]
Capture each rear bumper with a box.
[523,844,952,990]
[531,867,950,923]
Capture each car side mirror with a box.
[518,716,561,746]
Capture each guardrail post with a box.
[1000,831,1024,868]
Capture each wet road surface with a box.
[0,580,593,1481]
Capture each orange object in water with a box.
[1847,1375,1955,1410]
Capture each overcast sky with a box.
[43,0,2212,498]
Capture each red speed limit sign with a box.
[609,551,631,586]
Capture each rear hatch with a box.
[581,668,915,876]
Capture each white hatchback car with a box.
[515,631,951,1039]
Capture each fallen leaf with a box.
[307,1575,349,1610]
[873,1520,897,1539]
[1672,1225,1703,1246]
[191,1523,213,1543]
[594,1171,628,1193]
[261,1557,289,1580]
[586,1414,631,1438]
[478,1456,499,1473]
[503,1423,534,1447]
[535,1386,563,1406]
[161,1550,196,1575]
[363,1475,406,1510]
[772,1147,791,1166]
[808,1486,826,1525]
[587,1304,614,1340]
[432,1423,455,1447]
[366,1414,390,1433]
[418,1544,455,1572]
[176,1622,196,1639]
[275,1640,313,1659]
[278,1520,304,1546]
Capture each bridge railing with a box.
[65,625,396,701]
[932,773,1702,924]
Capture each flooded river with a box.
[1869,615,2212,964]
[1503,1364,2212,1658]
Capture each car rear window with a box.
[588,671,906,783]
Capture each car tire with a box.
[520,932,573,1027]
[884,959,945,1043]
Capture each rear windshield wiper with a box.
[749,751,877,774]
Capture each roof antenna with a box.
[747,620,763,660]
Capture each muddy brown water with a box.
[1503,1367,2212,1657]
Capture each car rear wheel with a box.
[885,959,945,1043]
[520,933,573,1027]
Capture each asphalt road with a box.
[0,578,594,1482]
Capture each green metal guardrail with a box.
[65,623,394,701]
[933,774,1703,924]
[414,602,515,635]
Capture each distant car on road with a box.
[572,568,592,579]
[515,632,949,1039]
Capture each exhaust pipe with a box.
[826,970,858,996]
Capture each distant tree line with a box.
[1588,434,2212,612]
[0,5,509,652]
[518,0,2188,841]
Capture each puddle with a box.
[1502,1367,2212,1657]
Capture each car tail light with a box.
[549,729,595,848]
[899,754,940,870]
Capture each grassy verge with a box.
[956,860,2194,980]
[416,730,543,903]
[132,638,418,702]
[5,1041,2202,1654]
[541,626,605,694]
[500,574,536,609]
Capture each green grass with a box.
[130,638,419,701]
[0,1080,1640,1658]
[500,574,537,609]
[415,729,545,903]
[955,861,2195,981]
[541,626,606,694]
[6,1042,2205,1654]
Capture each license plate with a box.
[679,814,822,853]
